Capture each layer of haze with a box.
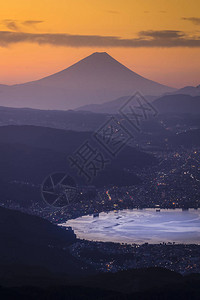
[0,0,200,88]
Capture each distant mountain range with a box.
[168,85,200,97]
[0,106,108,131]
[77,95,131,114]
[0,52,174,110]
[154,94,200,114]
[77,94,200,115]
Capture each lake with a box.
[60,209,200,244]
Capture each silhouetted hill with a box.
[0,207,94,276]
[0,52,174,110]
[154,94,200,114]
[77,96,130,114]
[0,142,67,183]
[0,125,90,154]
[0,106,108,131]
[0,125,156,207]
[0,142,143,187]
[79,94,200,115]
[0,125,156,182]
[77,95,157,114]
[80,268,200,299]
[0,206,75,247]
[81,267,182,294]
[0,267,200,299]
[168,85,200,97]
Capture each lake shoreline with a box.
[60,208,200,245]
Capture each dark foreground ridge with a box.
[0,267,200,299]
[0,206,93,277]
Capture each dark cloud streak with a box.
[106,10,119,14]
[139,30,185,39]
[22,20,44,27]
[1,19,44,31]
[3,20,19,31]
[0,30,199,48]
[182,17,200,25]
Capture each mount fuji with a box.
[0,52,175,110]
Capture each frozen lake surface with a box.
[61,209,200,244]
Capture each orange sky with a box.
[0,0,200,88]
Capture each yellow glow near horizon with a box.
[0,0,200,87]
